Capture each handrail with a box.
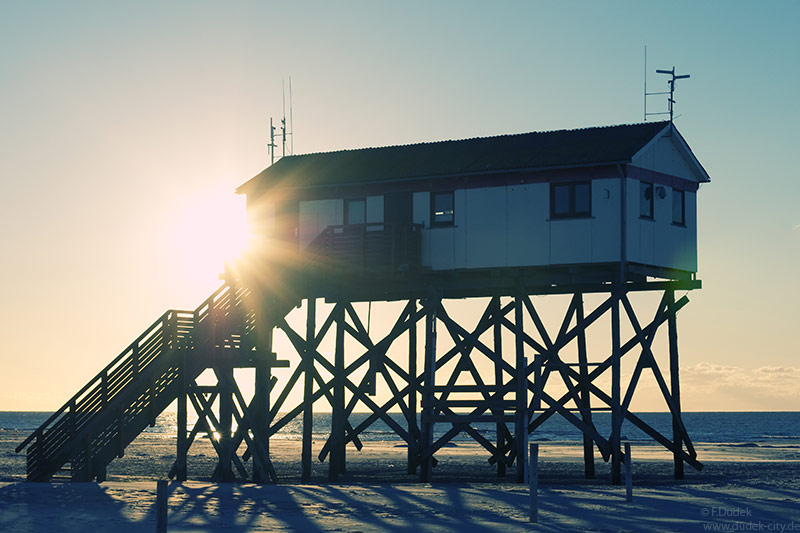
[304,222,423,274]
[16,285,236,454]
[16,309,189,453]
[16,279,255,484]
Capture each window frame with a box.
[550,181,592,220]
[639,181,654,220]
[344,197,366,225]
[431,191,455,227]
[672,188,686,227]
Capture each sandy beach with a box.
[2,432,799,532]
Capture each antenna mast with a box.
[656,67,690,123]
[266,78,294,165]
[644,57,690,123]
[267,117,277,165]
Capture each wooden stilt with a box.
[611,291,622,485]
[668,288,685,480]
[407,299,418,475]
[515,293,526,483]
[301,298,316,482]
[420,298,437,482]
[493,297,506,477]
[175,350,188,482]
[330,302,345,481]
[576,294,595,479]
[219,366,235,482]
[252,298,272,483]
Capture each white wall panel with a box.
[590,178,621,262]
[464,187,507,268]
[430,227,456,270]
[632,135,700,182]
[508,184,549,266]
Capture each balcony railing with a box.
[305,223,422,276]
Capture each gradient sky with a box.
[1,1,798,412]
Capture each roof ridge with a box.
[286,121,670,159]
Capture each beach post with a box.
[529,442,539,523]
[156,480,168,533]
[624,442,632,502]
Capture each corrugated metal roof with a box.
[238,121,671,192]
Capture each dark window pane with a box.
[433,192,454,225]
[345,198,366,225]
[640,182,653,218]
[553,185,570,216]
[672,189,685,225]
[574,182,591,215]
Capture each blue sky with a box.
[1,1,798,411]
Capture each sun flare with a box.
[166,187,253,287]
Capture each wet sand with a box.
[1,433,798,531]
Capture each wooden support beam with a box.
[611,291,622,485]
[175,350,187,482]
[668,288,685,480]
[252,303,272,483]
[492,297,506,477]
[420,297,438,482]
[408,299,418,475]
[302,297,316,482]
[330,302,346,481]
[514,294,526,483]
[188,387,249,481]
[576,294,595,479]
[218,366,235,482]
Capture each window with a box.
[431,191,454,226]
[672,189,686,226]
[640,181,654,219]
[344,198,366,225]
[550,181,591,219]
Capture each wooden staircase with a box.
[16,284,253,482]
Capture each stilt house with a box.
[237,121,709,295]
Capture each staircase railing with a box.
[16,282,252,481]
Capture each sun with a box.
[166,186,253,291]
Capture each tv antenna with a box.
[643,47,690,123]
[267,76,294,165]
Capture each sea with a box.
[2,411,799,446]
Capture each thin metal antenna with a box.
[268,117,277,165]
[289,76,294,155]
[266,78,294,165]
[655,67,690,123]
[282,80,286,158]
[645,63,690,124]
[643,46,647,121]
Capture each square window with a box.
[574,182,591,216]
[344,198,366,225]
[432,191,454,226]
[672,189,686,226]
[550,181,592,219]
[640,181,654,219]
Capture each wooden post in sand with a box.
[514,294,526,483]
[610,292,622,485]
[301,297,316,482]
[667,288,685,480]
[407,299,418,475]
[529,443,538,523]
[624,442,633,502]
[156,480,167,533]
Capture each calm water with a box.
[2,411,799,445]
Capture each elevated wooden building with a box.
[19,121,710,484]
